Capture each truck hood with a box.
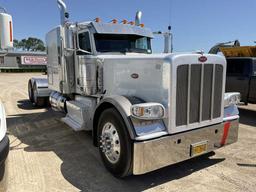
[97,52,226,134]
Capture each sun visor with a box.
[91,22,153,38]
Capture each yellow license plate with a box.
[191,141,208,157]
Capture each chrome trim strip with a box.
[135,131,168,141]
[223,115,239,121]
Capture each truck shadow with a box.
[17,99,45,110]
[238,107,256,127]
[6,106,225,192]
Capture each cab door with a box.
[75,30,97,95]
[226,58,251,103]
[248,60,256,103]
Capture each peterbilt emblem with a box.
[131,73,139,79]
[199,56,207,62]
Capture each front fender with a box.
[93,95,136,143]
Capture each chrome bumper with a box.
[133,119,239,175]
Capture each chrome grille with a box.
[176,64,223,127]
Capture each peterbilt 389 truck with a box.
[28,0,240,177]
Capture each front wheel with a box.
[97,108,133,178]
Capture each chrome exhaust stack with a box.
[153,26,173,53]
[135,11,142,26]
[57,0,69,26]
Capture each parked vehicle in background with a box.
[210,41,256,104]
[27,0,240,177]
[226,57,256,104]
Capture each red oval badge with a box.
[131,73,139,79]
[198,56,207,62]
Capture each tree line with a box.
[13,37,46,52]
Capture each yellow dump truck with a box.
[210,41,256,104]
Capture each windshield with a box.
[94,34,152,54]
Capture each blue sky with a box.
[0,0,256,52]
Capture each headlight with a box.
[131,103,165,120]
[224,92,240,107]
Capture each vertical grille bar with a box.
[202,64,213,121]
[213,64,223,118]
[189,64,201,124]
[187,65,191,125]
[176,65,189,126]
[199,64,204,122]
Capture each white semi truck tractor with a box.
[28,0,240,177]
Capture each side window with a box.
[227,59,250,76]
[78,32,92,55]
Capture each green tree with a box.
[13,37,46,52]
[13,39,19,48]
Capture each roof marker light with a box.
[128,21,135,25]
[111,19,118,24]
[121,19,128,24]
[95,17,101,22]
[140,23,145,28]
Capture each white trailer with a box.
[28,0,240,177]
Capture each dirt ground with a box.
[0,73,255,192]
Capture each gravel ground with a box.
[0,73,255,192]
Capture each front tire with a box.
[97,108,133,178]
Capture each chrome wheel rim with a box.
[100,122,121,164]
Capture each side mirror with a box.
[0,12,13,50]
